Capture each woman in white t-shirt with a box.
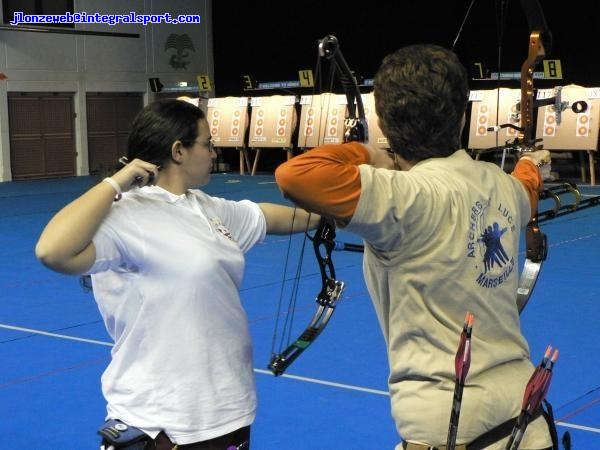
[36,99,317,450]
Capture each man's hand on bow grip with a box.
[365,144,396,169]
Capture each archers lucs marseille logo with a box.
[466,199,516,288]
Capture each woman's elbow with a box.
[35,241,65,272]
[34,241,87,275]
[35,240,53,265]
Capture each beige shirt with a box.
[347,151,551,449]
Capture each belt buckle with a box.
[404,442,467,450]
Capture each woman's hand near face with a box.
[111,158,161,193]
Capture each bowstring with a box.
[452,0,513,169]
[271,212,314,356]
[451,0,478,52]
[494,0,510,169]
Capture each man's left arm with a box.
[511,150,551,218]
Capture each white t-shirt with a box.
[86,185,266,444]
[346,150,552,449]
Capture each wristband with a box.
[102,177,123,201]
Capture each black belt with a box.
[401,415,518,450]
[154,426,250,450]
[402,443,466,450]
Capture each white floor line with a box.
[1,323,388,395]
[253,368,389,396]
[3,323,600,433]
[556,421,600,433]
[0,323,113,346]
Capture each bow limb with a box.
[318,35,368,143]
[268,220,345,376]
[268,35,367,376]
[515,0,551,313]
[516,0,551,151]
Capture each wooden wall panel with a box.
[8,93,75,180]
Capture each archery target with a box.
[206,97,249,147]
[542,107,556,137]
[324,95,347,144]
[298,93,348,148]
[506,101,520,138]
[249,95,298,148]
[476,104,489,136]
[535,85,599,150]
[467,88,521,150]
[576,110,591,137]
[361,92,390,149]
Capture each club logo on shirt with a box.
[209,217,235,242]
[466,199,516,288]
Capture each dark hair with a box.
[126,98,206,166]
[373,44,469,162]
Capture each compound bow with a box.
[268,35,368,376]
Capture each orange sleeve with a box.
[511,159,542,219]
[274,141,370,220]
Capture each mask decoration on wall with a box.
[165,34,195,69]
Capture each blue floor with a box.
[1,172,599,449]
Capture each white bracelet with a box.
[102,177,122,198]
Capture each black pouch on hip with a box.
[97,419,150,450]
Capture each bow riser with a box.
[518,30,546,150]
